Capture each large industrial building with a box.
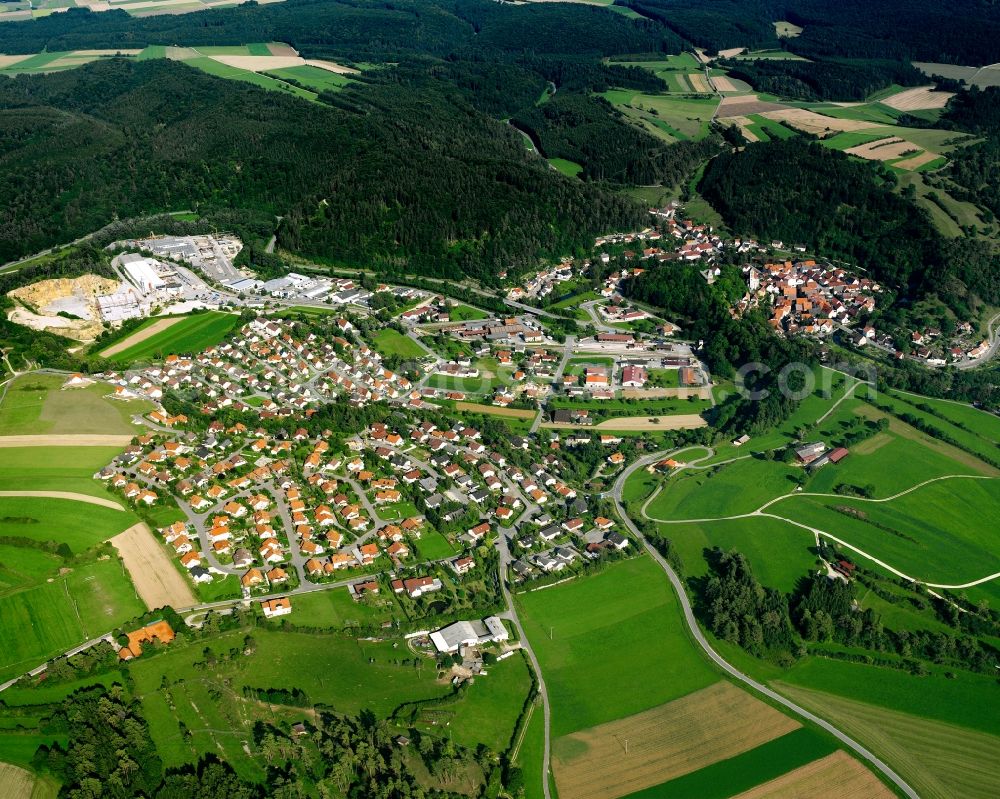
[429,616,509,653]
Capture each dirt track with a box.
[100,316,183,357]
[0,491,124,511]
[110,523,198,611]
[0,434,133,447]
[541,414,707,431]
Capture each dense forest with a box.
[699,138,1000,312]
[0,0,681,60]
[0,58,648,280]
[720,57,925,102]
[512,94,720,184]
[619,0,1000,65]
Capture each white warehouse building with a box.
[430,616,509,653]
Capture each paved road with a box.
[611,451,920,799]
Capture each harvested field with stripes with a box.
[881,86,953,111]
[845,137,929,162]
[760,108,874,134]
[551,681,800,799]
[712,75,740,92]
[893,151,942,170]
[718,95,788,117]
[688,72,711,92]
[0,764,34,799]
[731,751,894,799]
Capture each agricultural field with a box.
[0,374,151,436]
[767,476,1000,586]
[913,62,1000,89]
[446,303,489,322]
[0,42,357,103]
[0,763,36,799]
[663,516,815,593]
[642,457,798,520]
[550,681,801,799]
[513,700,546,799]
[517,556,718,738]
[101,312,241,363]
[371,328,427,360]
[773,682,1000,799]
[0,446,126,498]
[599,90,720,142]
[0,556,144,683]
[286,587,397,629]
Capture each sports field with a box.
[0,374,151,436]
[517,557,717,737]
[102,312,241,363]
[371,328,427,360]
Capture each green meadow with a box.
[769,476,1000,585]
[0,447,126,498]
[0,557,144,683]
[265,64,351,93]
[517,556,717,737]
[105,312,241,363]
[663,516,815,593]
[0,374,151,436]
[371,328,427,359]
[424,652,533,753]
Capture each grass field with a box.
[130,627,453,775]
[104,312,241,363]
[0,557,144,683]
[265,64,351,93]
[434,652,533,753]
[663,516,815,593]
[447,303,489,322]
[0,447,125,498]
[551,680,801,799]
[599,91,719,141]
[778,653,1000,737]
[548,158,583,177]
[513,699,545,799]
[517,557,717,737]
[774,682,1000,799]
[644,458,798,520]
[371,329,427,360]
[0,375,151,436]
[415,529,456,561]
[0,496,133,553]
[768,476,1000,585]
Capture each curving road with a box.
[612,450,920,799]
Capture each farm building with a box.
[430,616,510,653]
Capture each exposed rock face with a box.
[7,274,121,341]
